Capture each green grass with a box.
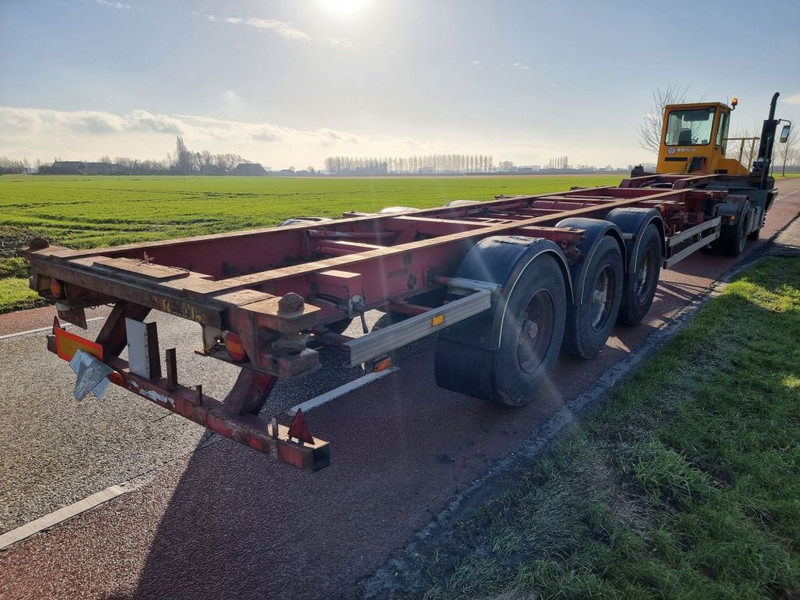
[0,277,47,312]
[398,257,800,600]
[0,174,622,249]
[0,174,622,313]
[0,257,29,278]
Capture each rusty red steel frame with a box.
[25,177,731,470]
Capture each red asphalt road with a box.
[1,179,799,600]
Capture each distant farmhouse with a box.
[49,161,87,175]
[232,162,268,176]
[199,164,225,176]
[47,161,125,175]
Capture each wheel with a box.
[444,200,481,207]
[435,252,567,407]
[498,256,566,406]
[492,255,566,406]
[719,201,751,257]
[563,236,623,358]
[618,224,661,326]
[747,227,760,241]
[378,206,417,214]
[277,216,332,227]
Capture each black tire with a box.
[747,227,760,242]
[719,201,751,257]
[490,254,567,406]
[434,239,567,407]
[563,236,623,358]
[618,224,661,326]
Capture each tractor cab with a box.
[656,101,750,176]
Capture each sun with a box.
[318,0,370,16]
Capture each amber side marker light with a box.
[374,356,393,372]
[225,331,247,362]
[50,279,64,299]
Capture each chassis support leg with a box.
[223,370,278,416]
[95,302,151,357]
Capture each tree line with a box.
[0,157,30,174]
[29,137,254,176]
[166,136,254,175]
[324,154,494,176]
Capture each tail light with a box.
[225,331,247,362]
[50,279,64,299]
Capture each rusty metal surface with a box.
[105,353,329,472]
[26,187,686,307]
[49,315,329,471]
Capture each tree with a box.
[638,84,688,155]
[175,136,192,174]
[777,125,798,176]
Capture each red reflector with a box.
[225,331,247,362]
[288,409,315,444]
[50,279,64,298]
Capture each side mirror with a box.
[780,124,791,143]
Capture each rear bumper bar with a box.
[47,325,330,472]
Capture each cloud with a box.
[327,37,353,47]
[251,125,282,142]
[0,107,182,136]
[501,62,530,70]
[69,113,125,134]
[784,93,800,105]
[223,16,310,40]
[127,110,184,134]
[95,0,131,9]
[0,105,569,169]
[223,90,243,105]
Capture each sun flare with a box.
[318,0,370,16]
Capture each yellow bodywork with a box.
[656,102,751,176]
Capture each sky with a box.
[1,0,799,170]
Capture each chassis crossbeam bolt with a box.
[278,292,305,314]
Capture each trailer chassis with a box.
[26,174,761,471]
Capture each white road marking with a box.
[0,484,127,550]
[0,317,104,341]
[287,366,399,416]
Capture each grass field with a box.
[0,174,623,313]
[393,257,800,600]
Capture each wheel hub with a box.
[635,248,654,301]
[516,290,555,374]
[522,319,539,340]
[589,266,614,331]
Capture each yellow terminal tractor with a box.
[655,92,791,179]
[633,92,791,255]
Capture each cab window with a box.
[715,111,729,153]
[665,108,715,146]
